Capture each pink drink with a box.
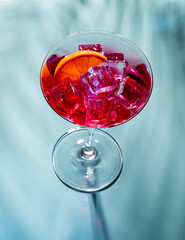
[41,44,152,128]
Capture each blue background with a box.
[0,0,185,239]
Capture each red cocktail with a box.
[41,43,152,128]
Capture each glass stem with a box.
[85,128,94,151]
[80,128,97,161]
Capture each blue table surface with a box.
[0,0,185,239]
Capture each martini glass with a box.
[40,31,153,192]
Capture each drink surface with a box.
[41,43,152,128]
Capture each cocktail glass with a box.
[40,31,153,193]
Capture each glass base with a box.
[52,127,123,192]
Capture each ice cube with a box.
[110,102,131,125]
[70,103,86,126]
[115,78,126,96]
[46,54,65,77]
[135,63,151,90]
[50,78,84,115]
[126,63,151,90]
[117,76,149,110]
[102,52,125,77]
[116,94,135,109]
[85,98,115,127]
[103,61,125,76]
[78,44,102,52]
[103,52,124,62]
[79,65,118,100]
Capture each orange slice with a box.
[41,63,56,90]
[54,50,107,82]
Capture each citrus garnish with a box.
[54,50,107,82]
[41,63,55,89]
